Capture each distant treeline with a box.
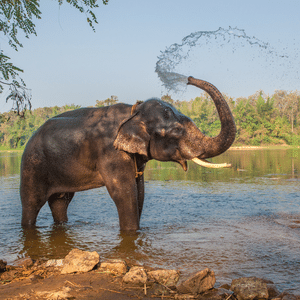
[162,89,300,146]
[0,90,299,150]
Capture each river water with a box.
[0,149,299,291]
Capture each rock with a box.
[197,288,233,300]
[148,269,180,287]
[5,265,16,271]
[123,266,147,286]
[277,291,300,300]
[13,257,34,268]
[176,268,216,295]
[263,279,280,298]
[0,269,18,282]
[61,248,100,274]
[0,259,7,272]
[99,259,128,275]
[33,259,46,267]
[45,259,64,268]
[230,277,269,300]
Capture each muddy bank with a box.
[1,249,299,300]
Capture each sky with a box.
[1,0,300,111]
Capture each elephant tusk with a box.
[192,158,232,168]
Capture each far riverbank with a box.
[230,145,300,150]
[0,144,299,154]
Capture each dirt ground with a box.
[0,264,168,300]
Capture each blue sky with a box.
[1,0,299,111]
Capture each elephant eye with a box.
[170,125,184,136]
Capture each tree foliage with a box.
[95,95,118,107]
[0,103,81,149]
[0,89,299,150]
[170,89,300,146]
[0,0,109,113]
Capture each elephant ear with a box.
[113,119,150,157]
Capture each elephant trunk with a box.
[187,76,236,159]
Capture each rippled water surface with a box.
[0,149,299,291]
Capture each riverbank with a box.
[0,261,145,300]
[0,250,299,300]
[1,144,299,154]
[229,145,300,150]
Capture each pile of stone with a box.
[1,249,300,300]
[44,249,300,300]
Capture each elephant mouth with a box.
[191,157,232,168]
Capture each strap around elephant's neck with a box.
[134,155,144,178]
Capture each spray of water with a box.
[155,71,189,93]
[155,26,294,96]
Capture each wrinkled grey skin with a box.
[20,77,236,231]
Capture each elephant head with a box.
[114,77,236,170]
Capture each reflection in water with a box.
[110,232,151,262]
[145,148,300,182]
[20,226,149,264]
[113,232,140,254]
[20,225,78,260]
[0,149,299,291]
[0,151,22,177]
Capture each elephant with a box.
[20,76,236,231]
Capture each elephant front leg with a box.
[48,192,74,224]
[136,174,144,220]
[106,176,140,232]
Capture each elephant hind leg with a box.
[21,193,48,227]
[48,192,75,224]
[22,203,45,227]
